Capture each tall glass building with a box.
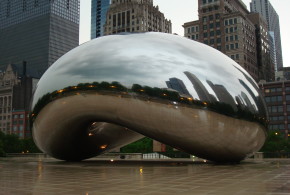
[250,0,283,71]
[91,0,111,39]
[0,0,80,78]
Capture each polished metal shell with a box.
[31,32,268,162]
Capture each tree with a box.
[120,137,153,153]
[260,131,290,152]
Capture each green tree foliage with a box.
[2,133,21,153]
[0,131,41,156]
[120,137,153,153]
[21,138,41,153]
[260,131,290,152]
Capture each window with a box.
[191,27,195,33]
[235,43,239,49]
[203,25,207,30]
[216,30,221,35]
[209,15,214,21]
[269,106,283,113]
[234,18,237,24]
[210,39,214,44]
[210,31,214,36]
[215,14,220,19]
[279,124,285,130]
[204,32,208,38]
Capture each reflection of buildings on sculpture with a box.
[206,80,237,112]
[240,92,256,113]
[0,63,38,138]
[166,77,191,97]
[103,0,172,35]
[184,71,216,102]
[183,0,274,82]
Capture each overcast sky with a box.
[79,0,290,67]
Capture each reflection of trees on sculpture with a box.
[31,81,268,127]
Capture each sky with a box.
[79,0,290,67]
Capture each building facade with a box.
[250,0,283,71]
[103,0,171,35]
[0,63,38,138]
[91,0,111,39]
[259,81,290,138]
[0,0,80,78]
[183,0,274,82]
[247,13,274,81]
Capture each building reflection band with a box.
[31,32,268,162]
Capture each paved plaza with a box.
[0,157,290,195]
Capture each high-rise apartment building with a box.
[250,0,283,71]
[183,0,274,82]
[0,0,80,78]
[91,0,111,39]
[103,0,171,35]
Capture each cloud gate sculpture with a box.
[31,32,268,163]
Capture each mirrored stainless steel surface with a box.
[31,32,268,162]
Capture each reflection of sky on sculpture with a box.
[32,33,260,110]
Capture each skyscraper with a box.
[91,0,111,39]
[183,0,274,82]
[0,0,80,78]
[250,0,283,71]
